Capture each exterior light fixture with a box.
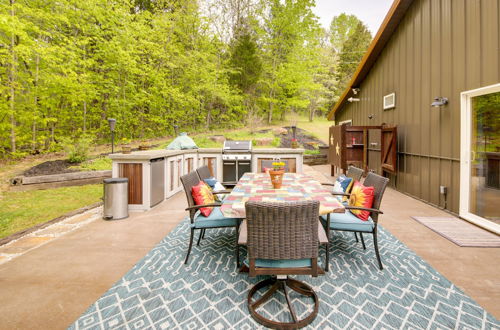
[368,114,374,119]
[431,97,448,107]
[348,97,360,102]
[352,88,360,94]
[107,118,116,153]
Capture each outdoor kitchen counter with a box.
[109,149,197,160]
[109,148,304,211]
[108,148,304,160]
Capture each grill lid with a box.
[223,140,252,151]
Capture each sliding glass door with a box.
[460,83,500,234]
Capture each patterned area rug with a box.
[70,220,500,329]
[411,216,500,247]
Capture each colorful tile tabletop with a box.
[220,173,345,218]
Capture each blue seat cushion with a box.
[321,211,374,232]
[244,258,312,268]
[192,207,238,229]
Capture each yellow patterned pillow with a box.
[191,181,215,217]
[348,181,374,221]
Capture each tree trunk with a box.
[32,53,40,151]
[9,0,16,153]
[83,100,87,132]
[267,89,274,124]
[83,45,87,133]
[309,99,315,122]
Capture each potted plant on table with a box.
[121,137,132,154]
[269,160,285,189]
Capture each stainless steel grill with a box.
[222,140,252,184]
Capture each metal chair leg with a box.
[354,232,359,242]
[235,227,240,268]
[202,228,206,239]
[196,229,204,246]
[325,242,330,272]
[373,229,383,270]
[360,233,366,250]
[185,228,195,264]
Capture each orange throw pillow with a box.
[349,181,375,221]
[191,181,215,217]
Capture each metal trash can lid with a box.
[103,178,129,184]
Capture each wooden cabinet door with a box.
[118,163,143,204]
[381,126,398,174]
[329,125,345,169]
[166,156,182,197]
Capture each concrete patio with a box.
[0,165,498,329]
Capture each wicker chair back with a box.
[363,172,389,221]
[180,171,202,220]
[196,165,212,181]
[245,201,319,261]
[346,166,364,181]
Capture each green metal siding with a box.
[334,0,500,213]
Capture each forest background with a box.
[0,0,372,159]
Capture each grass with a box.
[304,149,321,155]
[0,184,102,239]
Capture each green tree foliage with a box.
[229,22,262,94]
[334,20,372,98]
[0,0,372,158]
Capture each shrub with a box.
[61,136,93,163]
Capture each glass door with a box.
[460,83,500,234]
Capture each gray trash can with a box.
[103,178,129,220]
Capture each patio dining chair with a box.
[245,200,322,329]
[321,172,389,270]
[196,165,232,194]
[322,165,365,244]
[321,165,364,192]
[180,171,240,266]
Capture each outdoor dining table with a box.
[220,172,345,219]
[221,172,345,271]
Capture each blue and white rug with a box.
[70,219,500,329]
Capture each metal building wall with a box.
[335,0,500,213]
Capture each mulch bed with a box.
[23,159,80,177]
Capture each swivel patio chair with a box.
[180,171,239,266]
[245,200,322,329]
[321,172,389,270]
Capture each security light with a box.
[431,97,448,107]
[348,97,360,102]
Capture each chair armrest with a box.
[331,192,350,197]
[344,206,383,214]
[321,182,335,186]
[185,203,222,211]
[213,190,232,194]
